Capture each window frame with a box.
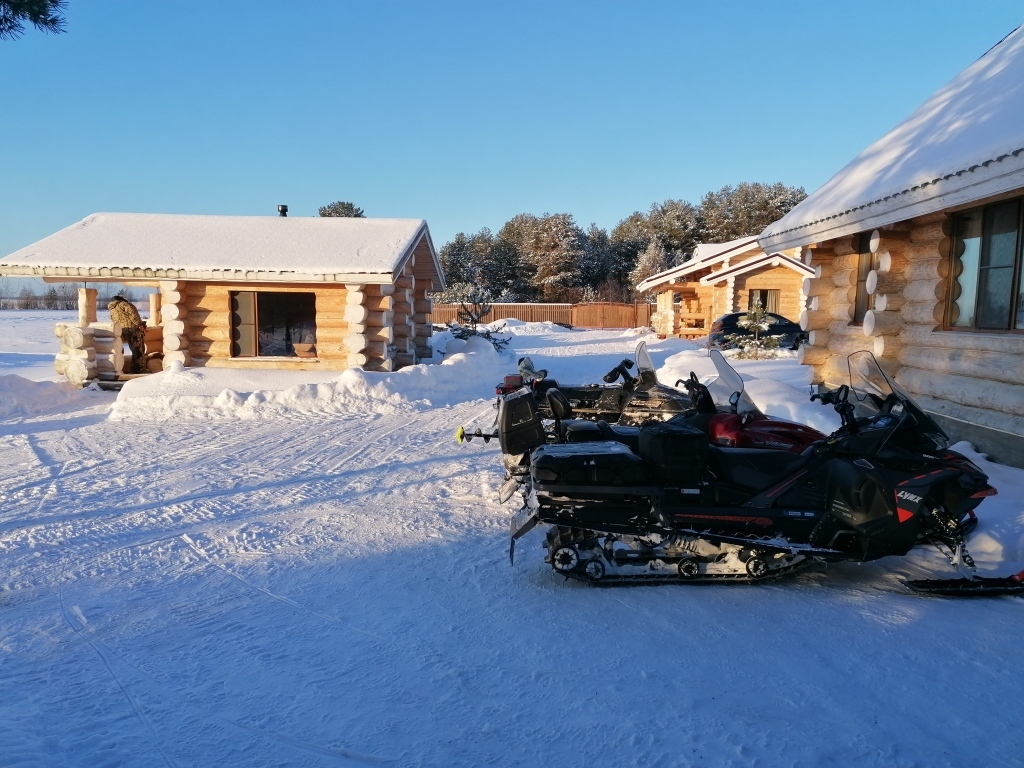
[944,197,1024,334]
[850,232,874,326]
[229,290,318,359]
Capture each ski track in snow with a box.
[0,325,1022,767]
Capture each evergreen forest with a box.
[437,182,807,303]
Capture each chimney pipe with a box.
[277,204,288,217]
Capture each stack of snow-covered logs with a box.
[159,280,190,367]
[342,258,433,371]
[54,321,126,387]
[797,218,951,386]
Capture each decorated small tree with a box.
[456,285,492,330]
[446,285,509,352]
[724,298,785,359]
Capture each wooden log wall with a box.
[91,322,124,381]
[182,282,354,371]
[651,290,676,337]
[797,235,868,385]
[53,319,123,386]
[53,288,103,387]
[345,283,394,371]
[733,265,806,320]
[160,280,192,367]
[412,277,434,362]
[797,212,1024,439]
[889,214,1024,437]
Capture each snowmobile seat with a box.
[708,445,813,490]
[638,421,708,484]
[546,388,574,421]
[596,420,641,453]
[546,388,577,443]
[563,420,605,443]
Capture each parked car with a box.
[709,312,807,350]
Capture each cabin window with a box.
[851,233,874,325]
[230,291,317,357]
[748,289,779,313]
[948,199,1024,331]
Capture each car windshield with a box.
[705,350,759,414]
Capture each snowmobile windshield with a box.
[706,350,759,414]
[846,351,948,450]
[635,341,658,385]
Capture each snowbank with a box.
[948,441,1024,574]
[0,374,101,420]
[110,336,507,421]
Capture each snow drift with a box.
[109,336,508,421]
[0,374,100,420]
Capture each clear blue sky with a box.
[2,0,1021,268]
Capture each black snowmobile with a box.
[501,350,1019,596]
[514,342,693,426]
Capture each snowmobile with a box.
[502,350,1020,596]
[491,349,824,499]
[507,342,694,426]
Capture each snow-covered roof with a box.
[0,212,445,287]
[759,24,1024,252]
[636,236,759,292]
[699,252,813,285]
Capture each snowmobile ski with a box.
[903,571,1024,597]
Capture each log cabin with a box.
[758,23,1024,466]
[637,236,811,338]
[0,212,445,385]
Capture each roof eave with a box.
[0,265,398,284]
[759,153,1024,252]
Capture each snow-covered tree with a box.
[438,233,477,286]
[699,182,806,243]
[648,199,701,266]
[629,239,668,300]
[609,211,652,285]
[497,213,587,301]
[578,223,612,291]
[456,285,492,329]
[318,201,365,218]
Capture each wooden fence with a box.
[429,302,654,329]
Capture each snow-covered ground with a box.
[1,313,1023,767]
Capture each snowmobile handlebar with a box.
[602,359,636,384]
[811,385,859,434]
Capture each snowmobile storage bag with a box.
[498,388,546,456]
[532,442,649,490]
[638,421,707,484]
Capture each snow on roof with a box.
[0,212,444,286]
[760,25,1024,252]
[699,252,813,285]
[636,236,761,292]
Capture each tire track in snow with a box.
[57,562,179,768]
[179,533,387,643]
[57,552,392,765]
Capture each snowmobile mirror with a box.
[729,391,741,414]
